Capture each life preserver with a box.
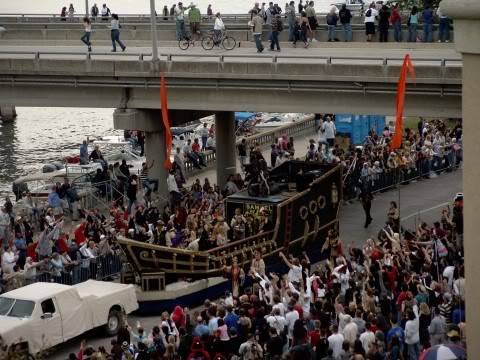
[299,205,308,220]
[317,195,326,209]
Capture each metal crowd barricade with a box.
[31,253,124,286]
[343,145,462,201]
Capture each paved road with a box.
[48,161,462,359]
[0,45,462,66]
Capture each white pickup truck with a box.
[0,280,138,354]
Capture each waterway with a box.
[0,0,338,15]
[0,107,118,195]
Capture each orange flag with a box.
[160,73,173,169]
[390,54,416,150]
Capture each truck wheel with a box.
[105,310,122,336]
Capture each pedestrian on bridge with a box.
[101,4,111,21]
[285,1,296,42]
[364,4,378,42]
[110,14,126,52]
[305,1,318,42]
[163,5,169,20]
[378,5,390,42]
[91,3,99,19]
[81,17,92,52]
[422,5,434,42]
[68,4,75,22]
[407,6,418,42]
[269,14,283,51]
[326,7,339,42]
[339,4,352,42]
[390,3,402,42]
[250,10,265,53]
[175,2,192,41]
[188,3,201,41]
[60,7,67,21]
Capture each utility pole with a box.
[85,0,89,17]
[150,0,159,62]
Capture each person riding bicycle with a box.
[213,12,225,45]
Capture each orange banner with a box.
[390,54,416,150]
[160,74,173,169]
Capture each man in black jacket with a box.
[339,4,352,41]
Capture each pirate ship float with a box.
[118,160,342,313]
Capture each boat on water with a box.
[118,160,343,314]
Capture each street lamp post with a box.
[85,0,89,17]
[150,0,159,62]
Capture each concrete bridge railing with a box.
[0,50,462,116]
[0,27,454,43]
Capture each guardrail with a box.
[400,201,451,231]
[1,253,125,294]
[0,50,463,67]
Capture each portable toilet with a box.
[334,114,386,145]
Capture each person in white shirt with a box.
[24,257,43,284]
[1,246,18,274]
[317,118,327,151]
[327,324,344,359]
[80,241,97,259]
[266,308,287,335]
[80,17,92,52]
[285,305,299,341]
[206,135,216,152]
[272,295,286,316]
[323,116,336,149]
[167,170,182,209]
[359,324,375,353]
[175,2,192,40]
[364,4,378,42]
[213,12,225,44]
[404,306,420,360]
[109,14,126,52]
[279,251,302,285]
[442,265,455,291]
[341,314,358,347]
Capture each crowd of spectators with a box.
[0,202,123,295]
[63,195,464,360]
[297,117,462,201]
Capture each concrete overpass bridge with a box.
[0,45,461,116]
[0,43,462,195]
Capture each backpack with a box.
[277,19,284,32]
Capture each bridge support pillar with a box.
[215,111,236,189]
[0,105,17,122]
[443,0,479,357]
[113,108,168,203]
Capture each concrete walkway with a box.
[339,169,463,245]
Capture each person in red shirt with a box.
[192,138,207,167]
[385,264,398,295]
[27,242,38,262]
[74,221,87,246]
[309,320,321,349]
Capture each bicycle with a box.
[178,33,195,50]
[201,30,236,50]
